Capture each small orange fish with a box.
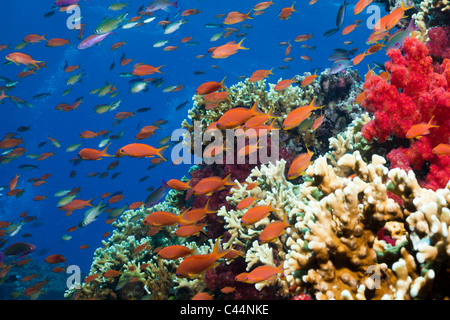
[44,254,65,264]
[176,237,232,278]
[221,286,236,293]
[259,214,290,243]
[132,64,164,76]
[192,292,213,300]
[287,146,314,179]
[175,223,206,237]
[282,98,323,130]
[216,99,265,129]
[157,245,195,260]
[46,38,71,47]
[143,211,186,227]
[167,179,191,191]
[352,50,367,65]
[406,116,439,139]
[432,143,450,156]
[279,2,297,20]
[23,34,46,43]
[78,143,112,160]
[245,264,284,283]
[103,270,121,278]
[253,1,274,11]
[274,76,296,91]
[236,196,258,210]
[116,143,169,161]
[342,23,360,35]
[248,68,274,82]
[354,0,373,14]
[212,38,248,59]
[241,202,274,225]
[294,33,313,42]
[311,112,325,130]
[84,274,100,283]
[223,10,253,25]
[191,174,235,196]
[8,174,19,191]
[5,52,43,68]
[196,77,226,95]
[181,199,216,224]
[301,70,318,87]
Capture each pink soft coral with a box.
[361,37,450,190]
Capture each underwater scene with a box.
[0,0,449,301]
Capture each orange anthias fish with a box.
[5,52,43,68]
[432,143,450,156]
[279,2,297,20]
[157,245,195,260]
[44,254,66,264]
[176,237,232,278]
[236,196,258,210]
[191,174,235,196]
[46,38,71,47]
[245,264,284,284]
[181,199,217,224]
[405,116,439,139]
[216,99,265,129]
[248,68,274,82]
[282,98,324,130]
[259,214,290,243]
[223,10,253,25]
[167,178,191,190]
[253,1,274,11]
[196,77,226,95]
[132,64,164,76]
[78,143,112,160]
[212,38,248,59]
[287,146,314,179]
[274,77,296,91]
[241,202,274,225]
[301,70,318,87]
[143,210,187,227]
[116,143,169,161]
[175,223,206,237]
[354,0,373,15]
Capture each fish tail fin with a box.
[205,199,217,214]
[250,98,264,115]
[172,0,178,8]
[156,65,165,74]
[219,76,227,88]
[237,38,249,50]
[267,106,277,118]
[223,173,235,186]
[269,118,279,130]
[101,142,113,157]
[291,1,297,10]
[156,145,169,161]
[246,9,253,18]
[87,198,94,207]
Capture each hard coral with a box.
[361,36,450,190]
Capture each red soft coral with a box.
[361,37,450,190]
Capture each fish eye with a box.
[120,149,124,153]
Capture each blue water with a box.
[0,0,388,299]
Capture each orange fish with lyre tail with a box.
[212,38,248,59]
[190,174,235,196]
[132,64,164,76]
[287,146,314,179]
[196,77,226,95]
[282,98,324,130]
[5,52,43,68]
[245,264,284,284]
[405,116,439,139]
[216,99,265,129]
[248,68,274,82]
[115,143,169,161]
[143,210,191,227]
[301,70,318,87]
[223,10,253,25]
[181,199,217,224]
[78,143,112,160]
[279,2,297,20]
[259,213,290,243]
[241,201,274,225]
[274,76,296,91]
[157,245,195,260]
[176,237,233,278]
[167,178,191,191]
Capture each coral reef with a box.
[360,36,450,190]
